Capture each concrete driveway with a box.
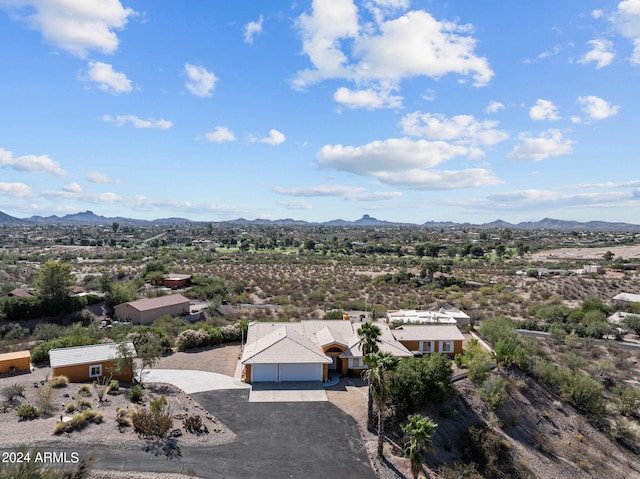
[141,369,249,394]
[249,381,327,402]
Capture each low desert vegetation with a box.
[1,222,639,477]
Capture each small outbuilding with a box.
[49,343,135,383]
[113,294,191,325]
[0,350,31,374]
[161,274,192,289]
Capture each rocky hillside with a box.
[396,366,640,478]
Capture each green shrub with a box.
[479,376,508,410]
[49,375,69,388]
[16,404,39,420]
[53,409,104,435]
[129,384,143,403]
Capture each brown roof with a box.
[120,294,190,312]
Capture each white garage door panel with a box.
[279,363,322,382]
[252,364,278,382]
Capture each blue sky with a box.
[1,0,639,224]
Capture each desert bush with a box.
[220,323,241,342]
[183,414,206,434]
[53,409,104,435]
[129,384,143,403]
[16,404,39,420]
[49,375,69,388]
[65,402,76,413]
[131,401,173,438]
[76,399,92,410]
[612,385,640,417]
[108,380,120,395]
[2,383,25,402]
[35,385,56,416]
[77,384,91,397]
[116,407,132,429]
[478,376,508,410]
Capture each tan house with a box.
[49,343,135,383]
[113,294,190,325]
[0,350,31,374]
[391,325,465,356]
[241,321,413,383]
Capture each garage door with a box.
[252,364,278,382]
[278,363,322,382]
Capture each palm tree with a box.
[403,414,437,479]
[358,322,381,430]
[363,351,400,458]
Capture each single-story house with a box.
[162,274,192,289]
[0,350,31,374]
[391,325,465,356]
[49,342,135,383]
[113,294,191,325]
[7,287,35,298]
[385,307,470,327]
[241,320,420,383]
[613,292,640,305]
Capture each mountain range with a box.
[1,210,639,232]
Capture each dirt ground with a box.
[529,244,640,262]
[154,343,241,377]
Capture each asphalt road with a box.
[11,389,375,479]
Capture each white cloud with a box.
[377,168,502,190]
[85,171,112,183]
[318,137,468,176]
[204,126,236,143]
[184,64,217,97]
[293,1,493,106]
[0,182,32,198]
[0,0,135,57]
[0,147,67,176]
[63,182,83,193]
[592,9,605,19]
[83,61,132,94]
[486,101,504,114]
[273,184,403,201]
[507,130,575,161]
[577,95,620,120]
[529,99,560,121]
[102,115,172,129]
[333,87,402,109]
[579,39,615,68]
[244,14,263,44]
[401,112,508,147]
[259,129,286,145]
[612,0,640,64]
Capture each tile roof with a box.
[242,325,332,365]
[49,342,135,368]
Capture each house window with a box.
[352,357,365,368]
[89,364,102,378]
[440,341,453,353]
[420,341,433,353]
